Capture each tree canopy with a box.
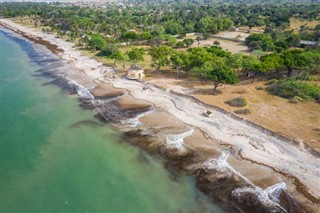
[126,48,145,65]
[149,45,173,71]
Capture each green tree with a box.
[301,51,320,73]
[245,34,274,51]
[175,41,186,48]
[247,41,263,51]
[88,34,106,51]
[227,53,244,74]
[111,50,125,67]
[126,48,145,65]
[164,20,184,35]
[185,22,195,33]
[197,16,233,34]
[99,45,118,57]
[260,53,284,76]
[149,45,172,71]
[170,51,190,77]
[159,34,177,47]
[187,48,213,68]
[121,31,138,45]
[197,16,218,34]
[281,49,305,77]
[139,31,153,41]
[207,45,231,58]
[182,38,194,47]
[284,31,301,47]
[191,58,238,91]
[242,55,265,82]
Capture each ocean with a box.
[0,29,220,213]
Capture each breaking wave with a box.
[68,80,94,100]
[203,151,287,212]
[166,128,194,149]
[123,108,155,127]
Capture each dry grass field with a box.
[190,38,250,54]
[186,32,250,54]
[290,18,320,32]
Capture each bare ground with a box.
[186,32,250,54]
[190,38,250,54]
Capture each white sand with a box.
[2,19,319,201]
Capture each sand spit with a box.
[1,19,319,212]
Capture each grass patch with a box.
[267,79,320,102]
[289,18,320,32]
[225,96,248,107]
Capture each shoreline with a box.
[1,19,319,212]
[1,20,318,156]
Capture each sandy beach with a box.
[1,19,319,212]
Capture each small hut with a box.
[126,65,145,80]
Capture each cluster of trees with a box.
[96,44,239,91]
[94,37,320,91]
[1,1,320,40]
[226,49,320,80]
[299,24,320,41]
[245,30,302,52]
[1,1,319,96]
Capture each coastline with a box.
[1,19,319,212]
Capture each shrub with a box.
[175,41,186,48]
[99,45,118,57]
[225,96,248,107]
[234,108,251,115]
[88,34,106,51]
[267,79,320,101]
[296,71,313,81]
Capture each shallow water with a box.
[0,29,221,213]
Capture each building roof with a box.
[300,40,318,46]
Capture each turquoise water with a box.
[0,30,220,213]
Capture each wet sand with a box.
[117,96,152,110]
[92,84,125,98]
[140,111,189,134]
